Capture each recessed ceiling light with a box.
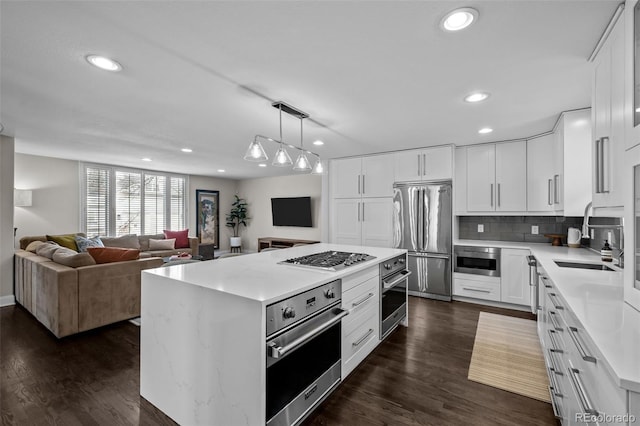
[478,128,493,134]
[217,169,225,173]
[181,148,193,153]
[259,163,267,167]
[313,140,324,146]
[464,92,490,103]
[636,107,640,113]
[86,55,122,72]
[441,8,478,32]
[141,158,152,162]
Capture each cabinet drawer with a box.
[342,275,378,316]
[453,276,501,301]
[342,266,379,293]
[342,303,379,378]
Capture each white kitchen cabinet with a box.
[527,134,557,213]
[592,13,625,209]
[454,147,467,214]
[500,249,531,306]
[330,197,393,248]
[466,141,527,212]
[625,0,640,150]
[394,145,453,182]
[331,154,394,199]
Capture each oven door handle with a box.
[268,308,349,359]
[383,270,412,290]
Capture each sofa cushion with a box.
[75,235,104,252]
[53,249,97,268]
[137,234,164,251]
[25,240,47,253]
[149,238,175,250]
[46,234,79,251]
[36,242,63,259]
[163,229,190,249]
[87,247,141,264]
[100,234,140,250]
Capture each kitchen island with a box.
[140,243,406,426]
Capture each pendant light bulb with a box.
[311,158,324,174]
[244,139,268,162]
[272,145,293,166]
[293,153,312,172]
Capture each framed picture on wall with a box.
[195,189,220,248]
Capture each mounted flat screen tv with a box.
[271,197,312,227]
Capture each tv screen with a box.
[271,197,313,227]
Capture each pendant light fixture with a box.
[244,101,324,174]
[272,103,293,167]
[292,116,312,172]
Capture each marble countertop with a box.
[143,243,405,305]
[458,239,640,392]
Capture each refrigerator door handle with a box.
[410,252,450,259]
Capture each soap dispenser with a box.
[601,240,613,262]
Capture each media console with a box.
[257,237,320,252]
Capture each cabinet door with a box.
[495,141,527,212]
[362,198,393,247]
[608,16,626,208]
[331,158,362,199]
[362,154,394,197]
[423,146,453,181]
[454,147,467,214]
[466,144,496,212]
[500,249,531,306]
[393,150,423,182]
[331,199,362,245]
[553,121,564,212]
[527,135,556,212]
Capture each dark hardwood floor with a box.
[1,298,556,425]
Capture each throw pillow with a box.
[87,247,140,264]
[53,250,97,267]
[100,234,141,250]
[75,235,104,252]
[149,238,176,250]
[25,240,47,253]
[163,229,190,249]
[35,242,63,259]
[46,234,79,251]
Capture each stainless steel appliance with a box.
[380,254,411,339]
[279,251,376,271]
[453,246,501,277]
[265,279,348,426]
[528,255,539,315]
[393,181,452,301]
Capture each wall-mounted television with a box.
[271,197,312,227]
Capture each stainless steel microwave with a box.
[453,245,501,277]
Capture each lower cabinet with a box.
[453,273,501,302]
[501,249,531,306]
[341,266,380,378]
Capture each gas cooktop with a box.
[279,251,376,271]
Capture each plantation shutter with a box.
[115,171,142,236]
[85,166,110,237]
[144,174,166,235]
[169,177,186,230]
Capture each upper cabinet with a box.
[394,146,453,182]
[592,12,626,209]
[466,141,527,212]
[331,154,395,198]
[527,134,558,213]
[626,0,640,150]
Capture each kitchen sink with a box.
[554,261,615,271]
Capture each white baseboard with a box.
[452,296,531,313]
[0,295,16,307]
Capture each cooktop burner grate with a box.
[279,251,376,271]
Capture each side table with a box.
[199,243,217,260]
[230,245,242,253]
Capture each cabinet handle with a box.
[548,329,563,353]
[352,328,374,347]
[497,183,501,207]
[357,175,361,194]
[352,292,375,307]
[548,179,553,205]
[567,326,597,363]
[417,154,421,176]
[422,153,426,176]
[595,138,601,193]
[362,175,365,194]
[553,174,560,204]
[490,184,494,207]
[547,348,563,376]
[548,311,563,331]
[462,287,491,293]
[362,202,365,221]
[568,367,598,415]
[357,202,360,222]
[548,292,563,310]
[548,368,563,397]
[549,387,563,419]
[601,136,609,193]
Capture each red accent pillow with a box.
[87,247,140,264]
[164,229,190,249]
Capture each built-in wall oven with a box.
[380,254,411,340]
[265,280,348,426]
[453,246,501,277]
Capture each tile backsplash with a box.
[458,216,584,244]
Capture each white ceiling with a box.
[0,1,619,179]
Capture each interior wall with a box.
[1,136,16,303]
[14,153,80,244]
[188,175,239,251]
[237,174,322,252]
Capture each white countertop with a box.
[458,239,640,392]
[143,243,405,305]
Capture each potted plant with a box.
[225,195,249,248]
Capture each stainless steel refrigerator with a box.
[393,181,452,301]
